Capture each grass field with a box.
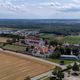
[47,58,75,65]
[40,33,80,44]
[0,51,54,80]
[63,36,80,44]
[40,33,55,40]
[3,44,26,52]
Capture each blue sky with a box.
[0,0,80,19]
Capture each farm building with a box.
[0,50,55,80]
[60,55,78,60]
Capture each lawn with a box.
[40,34,80,44]
[3,44,26,52]
[47,58,75,65]
[40,33,55,40]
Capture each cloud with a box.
[57,0,80,12]
[0,0,80,18]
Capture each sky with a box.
[0,0,80,19]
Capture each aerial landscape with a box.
[0,0,80,80]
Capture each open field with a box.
[0,51,54,80]
[41,34,80,44]
[47,59,75,65]
[3,44,26,52]
[40,33,55,40]
[63,36,80,44]
[0,37,11,43]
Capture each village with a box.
[0,29,80,60]
[0,29,80,80]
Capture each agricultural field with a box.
[63,36,80,44]
[0,51,54,80]
[41,34,80,44]
[3,44,26,52]
[40,33,55,40]
[0,37,11,43]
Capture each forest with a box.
[0,19,80,35]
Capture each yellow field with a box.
[0,37,11,42]
[0,51,54,80]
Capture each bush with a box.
[50,50,61,59]
[72,62,79,71]
[24,76,31,80]
[60,60,64,65]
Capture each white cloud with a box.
[0,0,80,18]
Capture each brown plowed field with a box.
[0,51,54,80]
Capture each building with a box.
[60,55,78,60]
[14,30,40,36]
[32,45,54,58]
[25,36,45,46]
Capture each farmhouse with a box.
[0,50,55,80]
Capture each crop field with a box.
[0,51,54,80]
[0,37,11,43]
[63,36,80,44]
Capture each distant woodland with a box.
[0,19,80,35]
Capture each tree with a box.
[66,65,72,77]
[26,46,30,52]
[52,66,62,75]
[55,46,65,55]
[50,50,61,59]
[57,71,64,80]
[3,43,6,46]
[60,60,64,65]
[72,62,79,72]
[65,47,71,55]
[72,48,79,56]
[50,39,62,46]
[31,45,34,49]
[52,67,64,80]
[11,38,16,43]
[67,65,72,69]
[6,39,12,44]
[24,76,31,80]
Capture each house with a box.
[0,30,14,35]
[32,45,54,58]
[25,36,45,46]
[14,30,40,36]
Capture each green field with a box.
[40,33,55,40]
[47,58,75,65]
[3,44,26,52]
[63,36,80,44]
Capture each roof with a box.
[0,51,54,80]
[61,55,77,58]
[25,36,40,41]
